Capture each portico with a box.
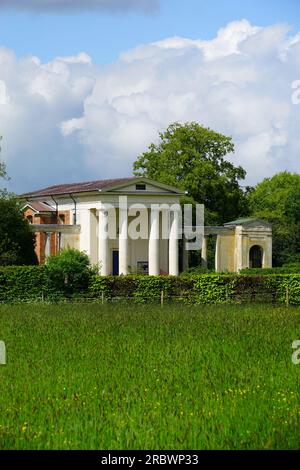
[78,203,180,276]
[22,177,185,275]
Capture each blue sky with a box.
[0,0,299,64]
[0,0,300,192]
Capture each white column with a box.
[262,235,272,268]
[149,207,160,275]
[98,208,109,276]
[215,235,221,272]
[119,204,128,275]
[44,232,51,258]
[201,236,208,268]
[79,209,98,264]
[169,210,179,276]
[58,232,62,252]
[235,226,243,272]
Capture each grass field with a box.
[0,302,299,450]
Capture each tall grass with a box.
[0,303,299,449]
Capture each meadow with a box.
[0,302,299,450]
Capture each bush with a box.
[0,266,47,301]
[45,249,92,296]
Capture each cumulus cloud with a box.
[1,20,300,193]
[0,0,159,13]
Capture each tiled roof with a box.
[25,201,56,212]
[22,177,137,198]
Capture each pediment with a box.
[105,177,185,195]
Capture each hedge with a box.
[88,274,300,305]
[0,266,47,302]
[0,266,300,304]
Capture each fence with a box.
[0,286,297,306]
[0,268,300,305]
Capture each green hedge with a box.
[88,274,300,305]
[0,266,47,302]
[0,266,300,304]
[240,266,300,274]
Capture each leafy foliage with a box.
[241,265,300,275]
[0,135,37,266]
[0,135,8,183]
[45,249,92,296]
[0,266,47,301]
[88,274,300,305]
[0,195,38,266]
[1,266,300,305]
[133,122,248,224]
[248,172,300,266]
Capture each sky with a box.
[0,0,300,193]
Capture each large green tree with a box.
[248,172,300,266]
[0,195,38,265]
[133,122,248,224]
[0,136,7,181]
[0,136,38,265]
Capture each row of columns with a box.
[81,207,179,276]
[44,232,63,259]
[201,235,221,272]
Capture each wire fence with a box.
[0,287,297,306]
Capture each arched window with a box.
[249,245,263,268]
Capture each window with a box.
[136,183,146,191]
[137,261,149,274]
[27,215,33,224]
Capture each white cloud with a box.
[1,20,300,193]
[0,0,159,13]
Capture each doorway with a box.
[249,245,263,268]
[112,250,119,275]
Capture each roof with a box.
[224,217,271,227]
[23,201,56,213]
[21,177,185,199]
[22,177,137,198]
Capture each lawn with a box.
[0,302,299,450]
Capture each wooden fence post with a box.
[161,290,164,306]
[285,287,289,307]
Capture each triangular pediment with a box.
[103,177,185,195]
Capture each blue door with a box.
[112,250,119,275]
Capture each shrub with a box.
[45,249,91,296]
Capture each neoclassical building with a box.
[22,176,272,274]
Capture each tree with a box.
[0,135,38,266]
[0,194,38,265]
[0,136,8,183]
[248,172,300,266]
[133,122,248,224]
